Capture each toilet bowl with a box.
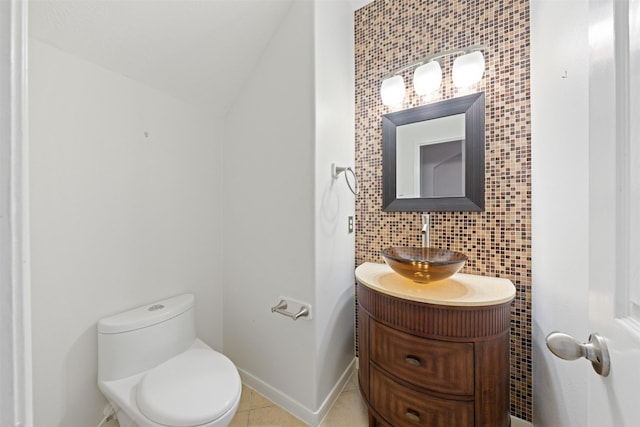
[97,294,241,427]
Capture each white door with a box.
[543,0,640,424]
[587,0,640,424]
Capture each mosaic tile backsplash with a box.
[354,0,531,421]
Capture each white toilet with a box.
[97,294,241,427]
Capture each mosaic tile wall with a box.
[354,0,531,421]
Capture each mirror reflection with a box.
[396,114,465,198]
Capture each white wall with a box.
[223,0,356,423]
[531,1,589,425]
[313,0,356,412]
[28,40,223,426]
[222,0,317,414]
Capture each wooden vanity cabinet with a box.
[357,282,512,427]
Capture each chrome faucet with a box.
[421,214,430,248]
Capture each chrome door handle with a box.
[545,331,610,377]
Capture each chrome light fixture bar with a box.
[380,45,486,106]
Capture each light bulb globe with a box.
[413,61,442,95]
[452,51,485,88]
[380,75,406,106]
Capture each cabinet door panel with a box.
[370,319,474,395]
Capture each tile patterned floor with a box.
[230,371,369,427]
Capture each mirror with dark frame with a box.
[382,91,485,212]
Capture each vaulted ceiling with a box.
[29,0,371,114]
[29,0,294,114]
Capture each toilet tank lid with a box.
[98,294,194,334]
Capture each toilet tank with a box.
[98,294,197,381]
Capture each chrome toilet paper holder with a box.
[270,298,311,321]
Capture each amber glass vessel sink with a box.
[381,247,467,283]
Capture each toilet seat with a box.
[137,348,241,427]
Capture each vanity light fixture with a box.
[380,45,486,106]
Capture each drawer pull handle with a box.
[405,409,421,423]
[404,355,422,366]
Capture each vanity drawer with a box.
[370,364,474,427]
[370,319,474,395]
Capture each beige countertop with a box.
[355,262,516,307]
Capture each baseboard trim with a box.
[511,415,533,426]
[315,359,357,425]
[238,358,356,426]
